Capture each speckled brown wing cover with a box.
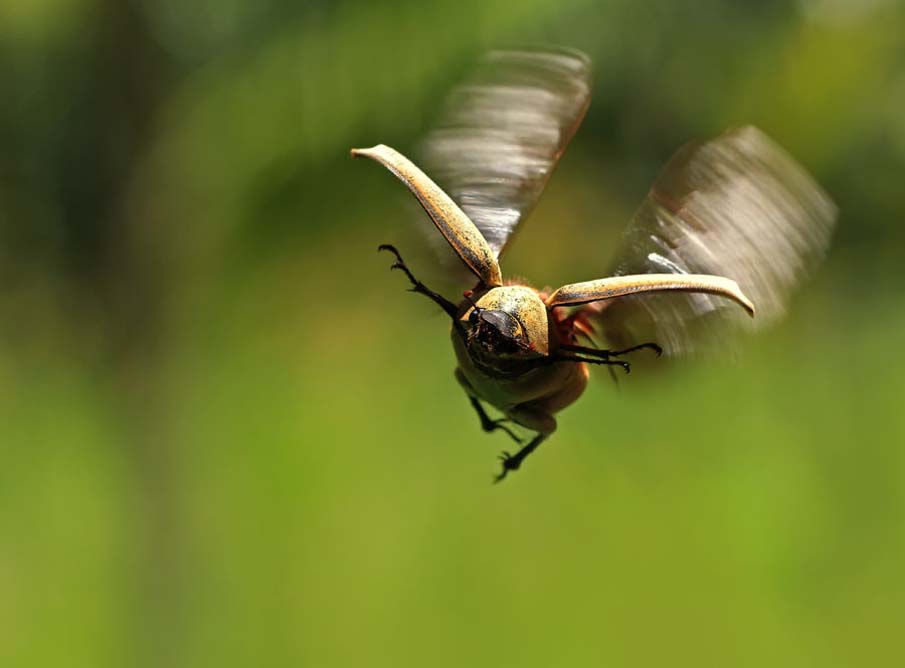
[418,48,592,259]
[594,126,837,357]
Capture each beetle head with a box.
[467,306,530,355]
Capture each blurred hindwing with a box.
[593,126,837,357]
[417,48,592,261]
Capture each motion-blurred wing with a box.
[419,48,592,258]
[596,126,837,357]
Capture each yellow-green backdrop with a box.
[2,1,904,666]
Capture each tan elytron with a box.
[352,48,836,482]
[351,145,502,287]
[547,274,755,315]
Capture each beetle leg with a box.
[495,434,547,483]
[494,407,556,483]
[454,369,522,444]
[378,244,459,319]
[609,342,663,357]
[468,397,523,444]
[561,342,663,358]
[559,354,631,373]
[531,353,632,374]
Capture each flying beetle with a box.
[352,48,836,482]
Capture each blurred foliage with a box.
[1,1,904,666]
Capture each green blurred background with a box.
[2,0,904,666]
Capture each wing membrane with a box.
[418,48,592,258]
[595,126,837,356]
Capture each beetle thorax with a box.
[462,285,550,358]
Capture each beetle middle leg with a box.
[469,397,522,444]
[378,244,458,319]
[455,368,522,444]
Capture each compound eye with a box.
[468,308,481,325]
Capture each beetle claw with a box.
[494,455,515,483]
[492,433,547,484]
[380,245,420,288]
[378,242,461,320]
[494,450,523,483]
[377,243,400,256]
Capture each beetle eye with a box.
[468,308,481,325]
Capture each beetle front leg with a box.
[561,342,663,358]
[553,343,662,381]
[544,353,632,374]
[378,244,459,319]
